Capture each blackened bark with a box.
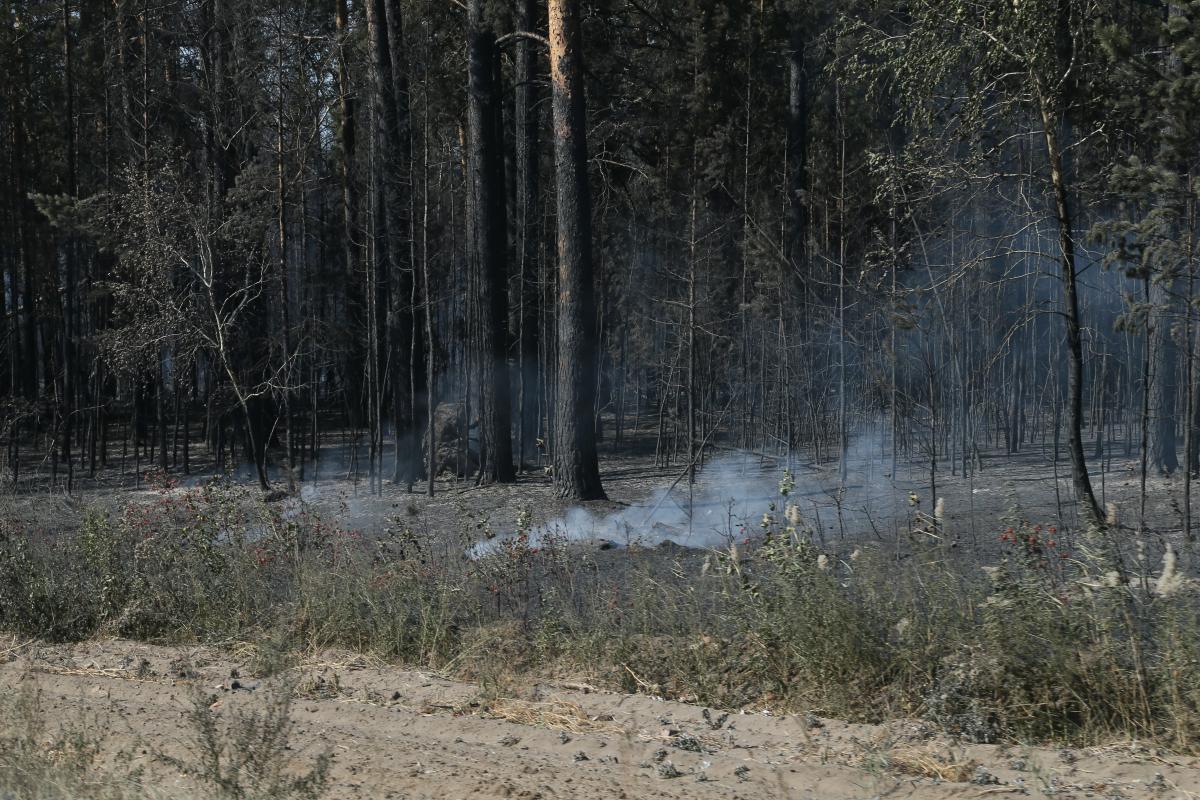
[333,0,363,429]
[1039,96,1102,526]
[468,0,515,484]
[1149,2,1186,476]
[156,358,168,472]
[784,14,807,273]
[366,0,417,484]
[1149,280,1180,474]
[60,0,78,491]
[12,41,38,403]
[549,0,605,500]
[384,0,417,484]
[276,7,295,488]
[515,0,541,469]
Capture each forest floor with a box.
[33,424,1186,560]
[17,425,1187,551]
[4,637,1199,800]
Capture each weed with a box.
[0,679,145,800]
[167,681,330,800]
[4,488,1200,751]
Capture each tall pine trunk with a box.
[1148,2,1186,476]
[515,0,541,470]
[60,0,78,492]
[334,0,363,433]
[384,0,417,486]
[549,0,604,500]
[784,11,807,274]
[366,0,415,487]
[467,0,515,484]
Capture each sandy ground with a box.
[2,639,1198,800]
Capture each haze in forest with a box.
[7,2,1200,795]
[1,0,1197,535]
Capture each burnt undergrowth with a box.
[1,474,1199,752]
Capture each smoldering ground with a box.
[470,431,923,557]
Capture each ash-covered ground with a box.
[7,423,1186,564]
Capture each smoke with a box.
[539,452,778,550]
[471,432,910,558]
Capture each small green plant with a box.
[0,679,146,800]
[170,681,330,800]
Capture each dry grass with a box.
[0,679,153,800]
[0,670,333,800]
[296,652,384,672]
[0,635,33,665]
[30,665,159,683]
[883,744,979,782]
[4,480,1200,751]
[481,697,624,734]
[292,670,345,700]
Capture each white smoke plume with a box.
[473,435,907,558]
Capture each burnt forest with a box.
[3,2,1200,799]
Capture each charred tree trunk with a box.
[384,0,417,486]
[276,4,295,490]
[549,0,604,500]
[1038,92,1102,526]
[60,0,78,492]
[420,94,437,494]
[515,0,541,470]
[366,0,414,486]
[1149,2,1186,476]
[784,11,807,275]
[156,358,168,473]
[1149,280,1180,475]
[334,0,364,433]
[12,33,39,404]
[467,0,515,484]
